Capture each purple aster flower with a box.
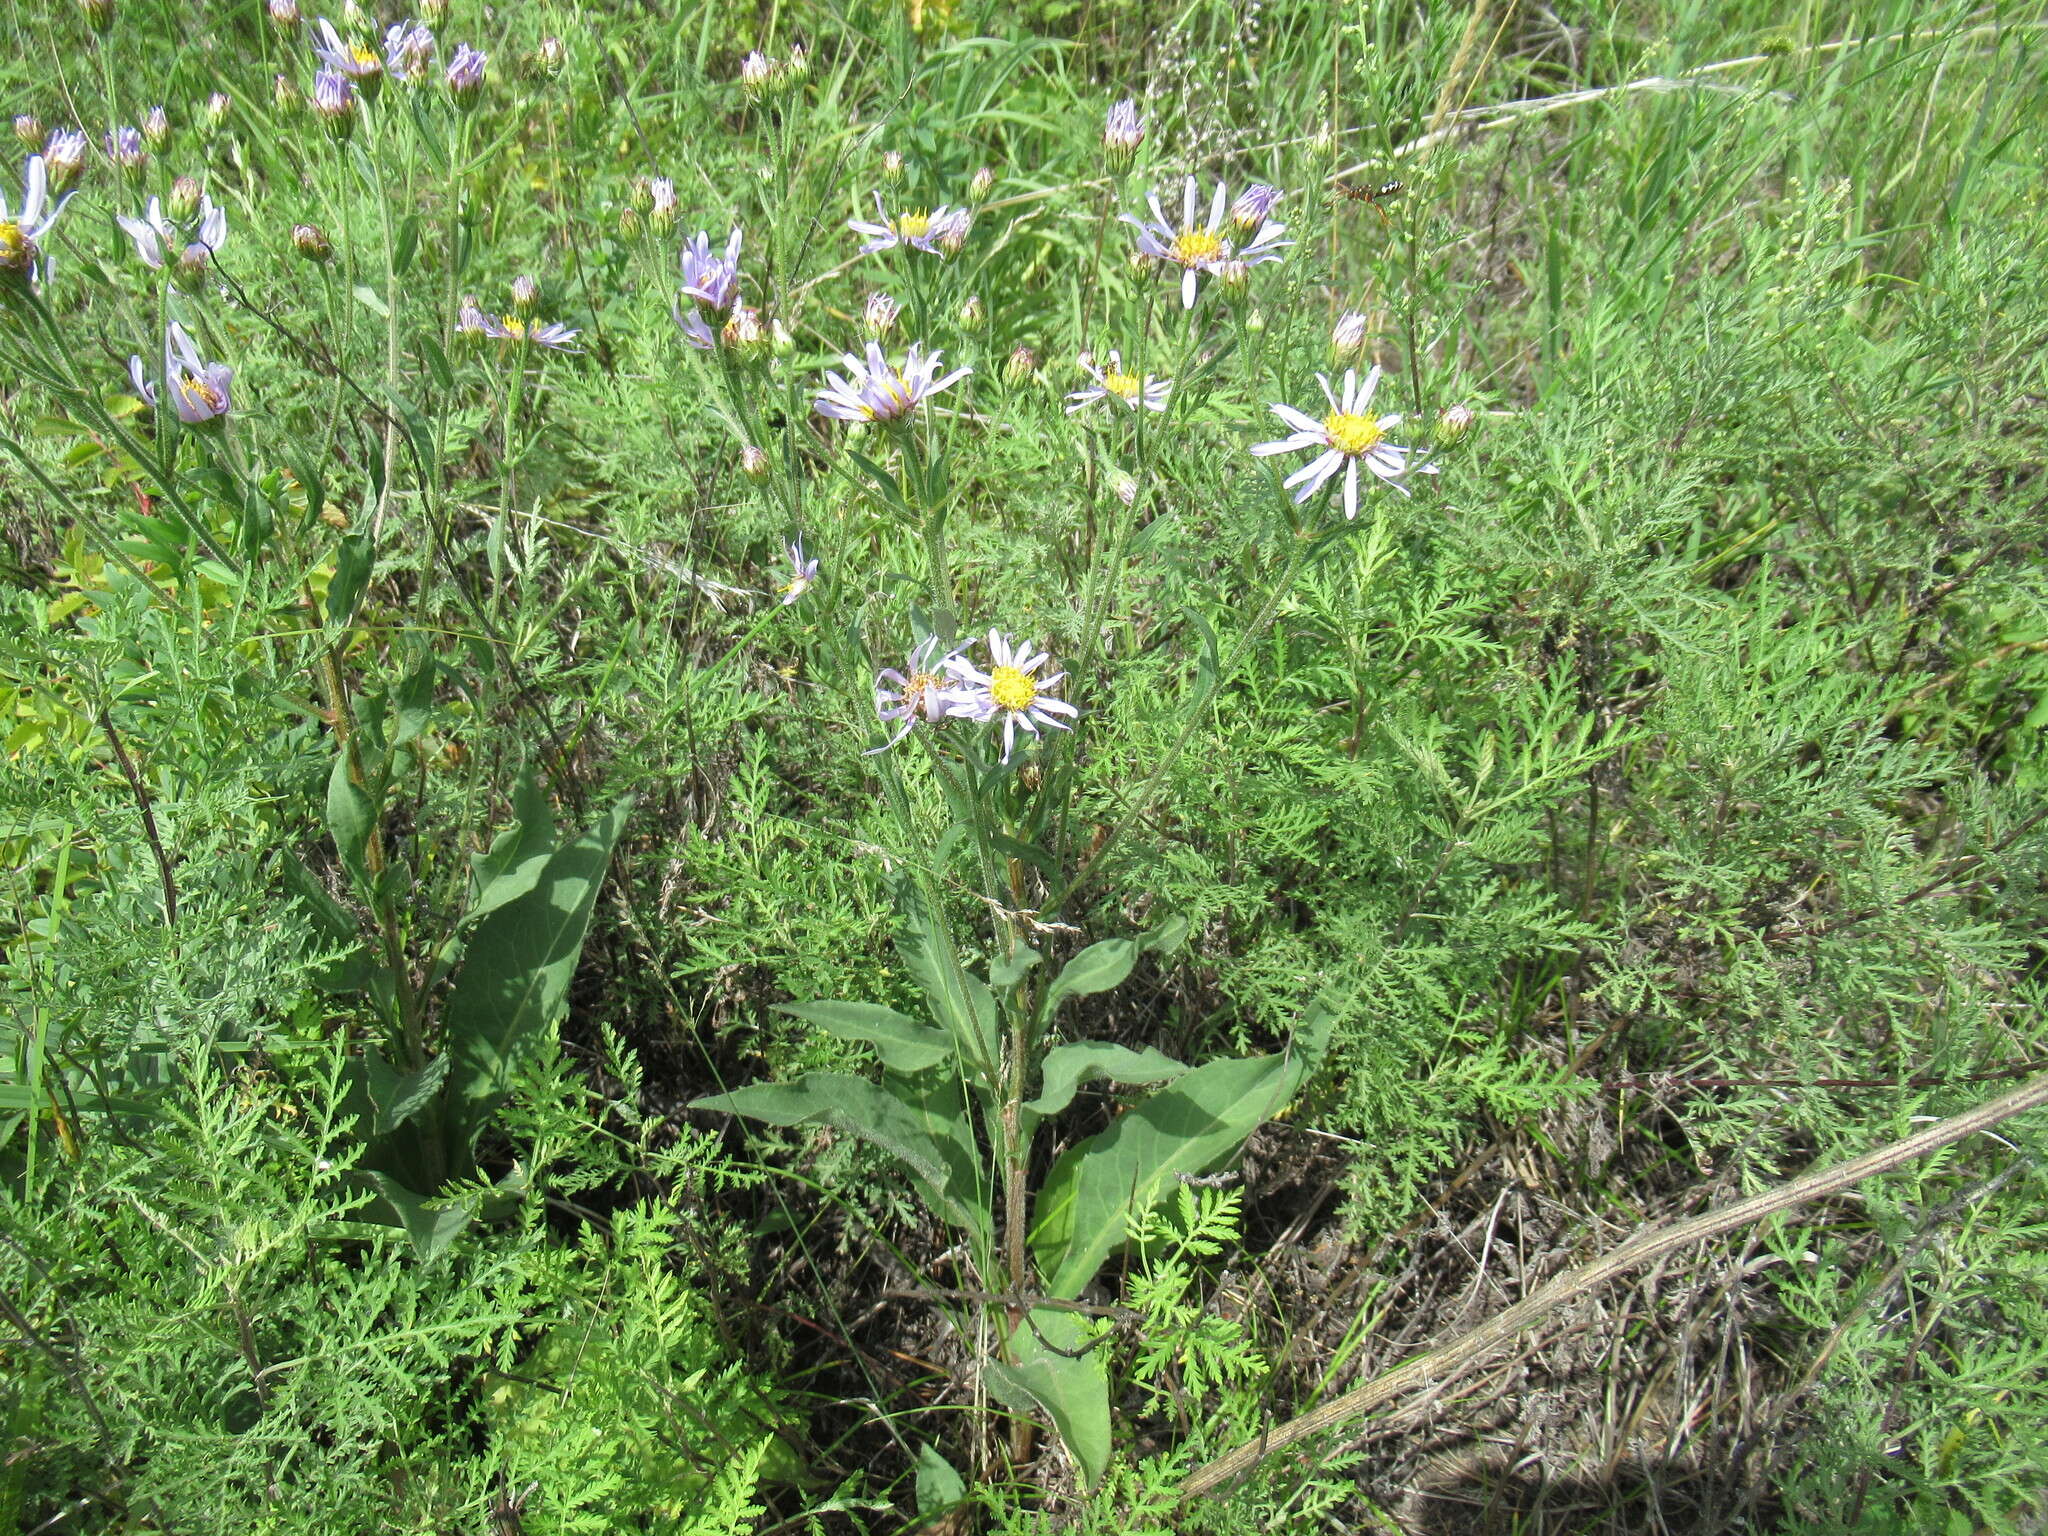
[675,225,743,350]
[1121,176,1292,309]
[312,69,358,135]
[814,341,970,424]
[1229,183,1281,231]
[480,312,580,350]
[1065,349,1170,414]
[117,193,225,269]
[777,539,819,605]
[445,43,486,103]
[103,125,147,171]
[133,321,233,425]
[455,294,487,337]
[1249,366,1435,518]
[869,635,976,754]
[384,19,435,80]
[0,154,69,281]
[848,193,971,256]
[312,17,384,83]
[945,631,1079,764]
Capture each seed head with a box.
[740,443,771,480]
[722,305,768,358]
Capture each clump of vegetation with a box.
[4,0,2047,1531]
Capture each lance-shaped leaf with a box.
[1039,938,1138,1017]
[1029,1051,1301,1300]
[778,1001,955,1074]
[895,879,1000,1073]
[693,1072,990,1245]
[984,1307,1110,1489]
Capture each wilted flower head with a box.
[740,443,770,480]
[131,321,233,425]
[312,69,358,136]
[958,292,985,330]
[1112,471,1140,506]
[1003,344,1038,384]
[1065,348,1170,414]
[739,50,773,99]
[383,17,434,78]
[103,124,147,172]
[849,194,970,257]
[41,128,87,189]
[268,0,301,27]
[1103,98,1142,165]
[204,92,232,128]
[1123,176,1291,309]
[946,631,1079,763]
[781,43,809,84]
[0,155,68,280]
[646,175,676,229]
[292,222,331,261]
[13,116,42,148]
[1229,183,1281,231]
[445,42,486,103]
[1330,309,1367,361]
[720,304,767,357]
[862,290,899,338]
[313,17,384,87]
[814,340,970,425]
[140,107,168,152]
[869,635,976,754]
[777,539,818,605]
[532,34,565,73]
[1249,366,1435,518]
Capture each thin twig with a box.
[98,709,176,927]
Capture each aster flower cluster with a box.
[870,631,1078,761]
[128,321,233,425]
[117,189,227,279]
[814,341,969,425]
[1123,175,1291,310]
[457,286,580,351]
[848,192,973,258]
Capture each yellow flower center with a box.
[350,44,379,68]
[902,672,942,713]
[175,373,224,414]
[1324,411,1384,457]
[893,210,932,240]
[0,221,27,271]
[1170,229,1224,266]
[1103,369,1142,401]
[989,665,1037,713]
[864,367,915,420]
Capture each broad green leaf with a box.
[778,1001,954,1073]
[1024,1041,1186,1121]
[325,753,375,893]
[988,944,1042,989]
[913,1444,966,1515]
[984,1308,1110,1488]
[366,1171,475,1261]
[1029,1052,1301,1300]
[1041,938,1138,1016]
[364,1048,450,1135]
[693,1072,989,1243]
[327,530,375,624]
[896,879,1000,1073]
[462,771,556,927]
[443,796,632,1151]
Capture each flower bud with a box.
[456,294,487,338]
[313,71,357,138]
[418,0,446,20]
[1309,121,1336,159]
[1244,308,1266,333]
[445,43,487,107]
[1330,309,1367,362]
[275,73,301,110]
[880,149,904,184]
[968,165,995,204]
[509,275,540,316]
[740,443,771,480]
[1229,183,1279,232]
[103,125,147,176]
[535,34,565,74]
[1128,247,1158,276]
[204,92,231,129]
[78,0,113,33]
[167,174,201,221]
[43,127,87,189]
[958,292,985,331]
[648,176,677,230]
[1003,344,1037,384]
[13,115,43,148]
[617,205,643,239]
[1112,472,1140,507]
[740,50,772,100]
[1214,257,1249,291]
[862,290,899,338]
[142,105,169,149]
[770,318,795,356]
[781,43,809,85]
[1436,403,1476,444]
[292,222,332,262]
[1102,98,1142,167]
[267,0,300,27]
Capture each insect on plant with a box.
[1331,178,1406,226]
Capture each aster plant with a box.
[1124,175,1291,309]
[1250,365,1434,517]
